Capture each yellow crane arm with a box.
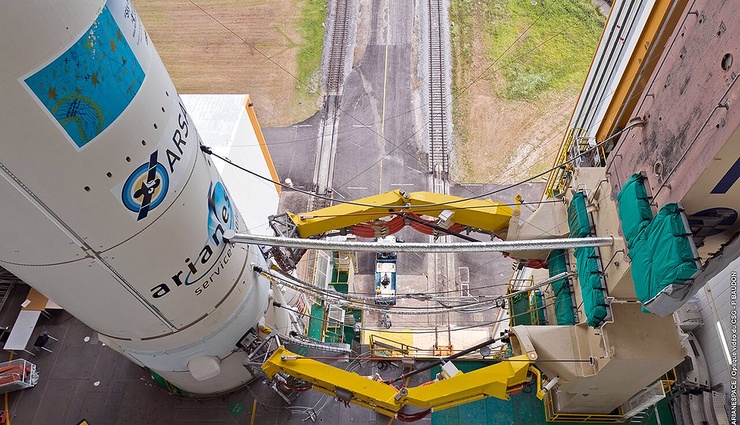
[262,346,532,418]
[288,190,514,238]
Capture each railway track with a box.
[314,0,351,201]
[427,0,449,177]
[427,0,452,345]
[326,0,349,96]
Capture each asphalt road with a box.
[265,0,425,195]
[5,1,550,424]
[332,0,427,200]
[263,0,545,337]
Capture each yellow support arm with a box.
[262,346,531,418]
[398,355,532,410]
[289,190,513,238]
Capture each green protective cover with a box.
[510,292,532,326]
[307,304,325,341]
[574,247,608,327]
[626,230,652,303]
[567,192,591,238]
[647,204,699,291]
[511,291,547,325]
[548,250,576,325]
[628,203,699,312]
[566,194,608,327]
[616,173,654,241]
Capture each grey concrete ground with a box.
[3,284,434,424]
[264,0,546,346]
[329,0,428,201]
[357,182,544,337]
[2,0,548,422]
[263,113,321,191]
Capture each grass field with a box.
[136,0,326,126]
[450,0,605,183]
[138,0,605,184]
[296,0,327,99]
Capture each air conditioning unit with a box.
[621,380,665,418]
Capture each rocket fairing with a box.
[0,0,285,393]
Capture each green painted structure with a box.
[431,362,675,425]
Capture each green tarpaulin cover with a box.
[548,250,576,325]
[574,246,608,327]
[510,293,532,326]
[567,193,609,327]
[567,192,591,238]
[616,173,653,242]
[511,291,546,326]
[617,174,700,316]
[625,203,700,315]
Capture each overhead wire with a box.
[190,3,640,255]
[425,0,723,202]
[344,229,575,309]
[256,264,570,315]
[376,193,573,295]
[201,141,585,296]
[448,0,564,101]
[187,0,592,195]
[334,0,587,190]
[185,0,423,174]
[488,1,728,194]
[188,0,707,325]
[335,5,585,190]
[188,0,711,212]
[264,269,504,314]
[203,5,731,393]
[205,142,576,298]
[274,293,558,335]
[203,115,643,216]
[420,27,729,275]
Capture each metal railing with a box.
[543,392,624,423]
[544,127,584,198]
[370,334,423,358]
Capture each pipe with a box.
[226,231,614,253]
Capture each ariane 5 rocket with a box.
[0,0,289,393]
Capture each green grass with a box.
[452,0,605,101]
[295,0,327,97]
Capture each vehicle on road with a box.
[374,237,398,306]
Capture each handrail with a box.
[544,128,584,198]
[369,334,423,357]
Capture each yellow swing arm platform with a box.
[261,346,532,418]
[287,189,514,238]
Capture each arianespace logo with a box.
[120,101,191,220]
[122,151,170,220]
[149,181,235,299]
